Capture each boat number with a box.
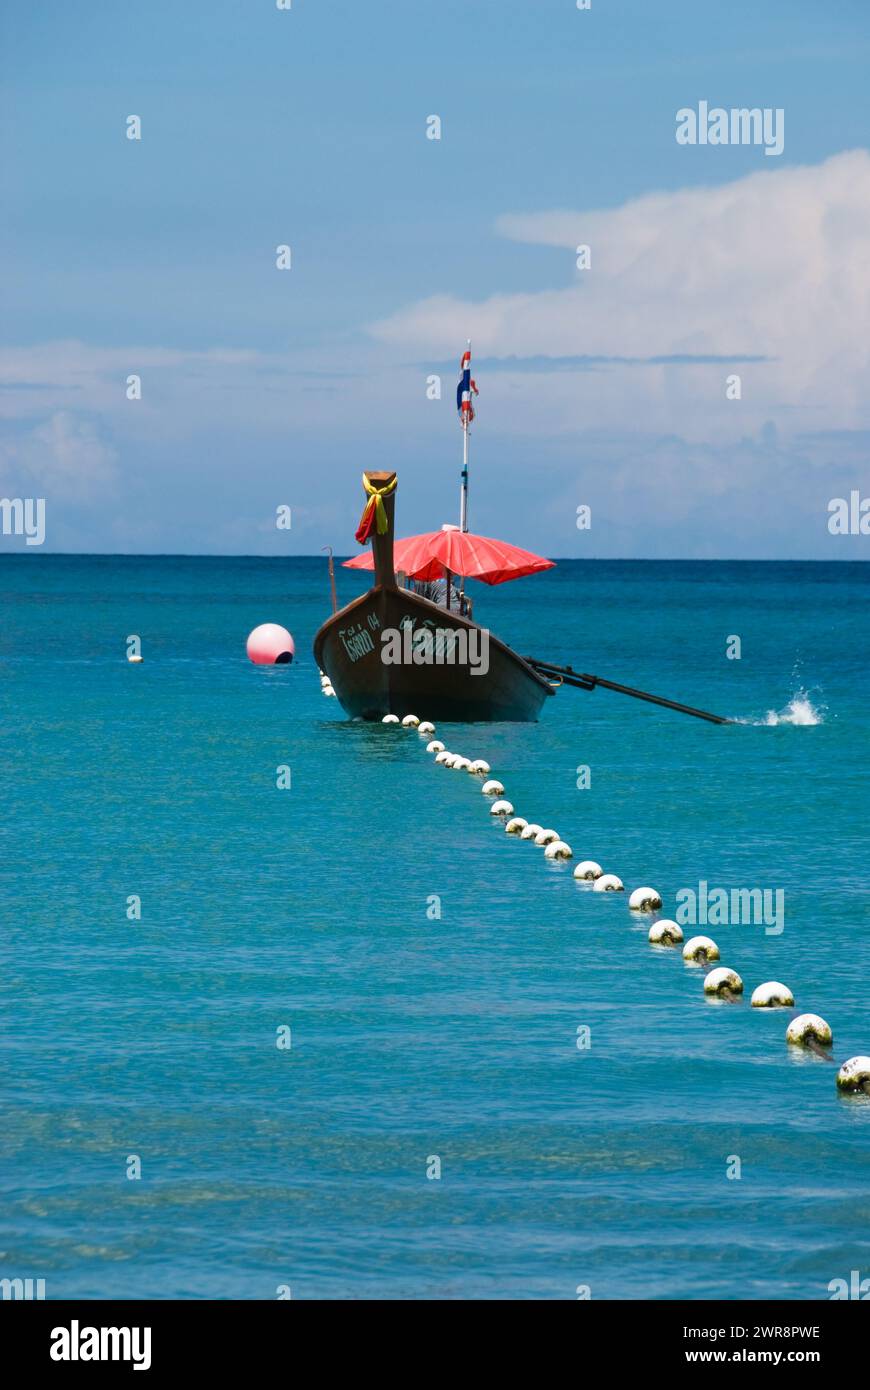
[339,619,377,662]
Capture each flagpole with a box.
[460,338,470,533]
[460,419,469,531]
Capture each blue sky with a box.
[2,0,869,556]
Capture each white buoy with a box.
[629,886,662,912]
[574,861,602,881]
[505,817,528,835]
[648,919,683,945]
[418,721,435,735]
[468,759,491,775]
[435,751,452,765]
[323,683,336,696]
[442,754,459,767]
[534,828,560,847]
[751,981,795,1008]
[426,740,445,754]
[128,654,143,662]
[682,935,720,964]
[704,967,743,997]
[836,1057,870,1093]
[786,1014,832,1048]
[593,874,624,892]
[382,714,400,724]
[452,756,473,771]
[402,714,420,727]
[544,840,573,860]
[481,779,505,796]
[520,823,544,841]
[490,799,514,816]
[320,674,331,686]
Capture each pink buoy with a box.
[246,623,295,665]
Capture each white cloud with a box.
[370,150,870,439]
[3,155,868,556]
[0,411,118,503]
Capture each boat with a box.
[312,345,731,728]
[312,468,555,722]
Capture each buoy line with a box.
[836,1057,870,1095]
[649,920,683,946]
[751,981,794,1008]
[786,1014,834,1061]
[682,935,720,965]
[629,886,662,911]
[381,713,868,1097]
[703,967,744,1000]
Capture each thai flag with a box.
[456,346,478,425]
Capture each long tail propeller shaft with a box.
[525,658,731,725]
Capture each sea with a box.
[1,555,868,1300]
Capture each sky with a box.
[1,0,869,557]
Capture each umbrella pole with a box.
[458,340,470,606]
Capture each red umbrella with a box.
[343,525,555,586]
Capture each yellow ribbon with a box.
[360,473,397,536]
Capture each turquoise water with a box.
[1,556,868,1300]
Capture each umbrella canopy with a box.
[343,525,555,586]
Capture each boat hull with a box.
[313,586,553,722]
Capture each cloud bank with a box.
[371,150,870,440]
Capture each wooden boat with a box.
[313,470,554,722]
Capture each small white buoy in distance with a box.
[593,874,624,892]
[648,920,683,945]
[786,1014,833,1049]
[520,823,544,841]
[544,840,573,860]
[481,779,505,797]
[426,740,445,754]
[468,759,491,775]
[751,981,795,1008]
[505,817,528,835]
[704,967,743,998]
[435,751,452,765]
[534,828,560,847]
[682,935,720,964]
[402,714,420,727]
[629,886,662,912]
[418,721,436,735]
[574,861,602,881]
[836,1057,870,1094]
[452,756,472,771]
[382,714,400,724]
[490,799,514,816]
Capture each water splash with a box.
[733,690,825,726]
[761,692,825,726]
